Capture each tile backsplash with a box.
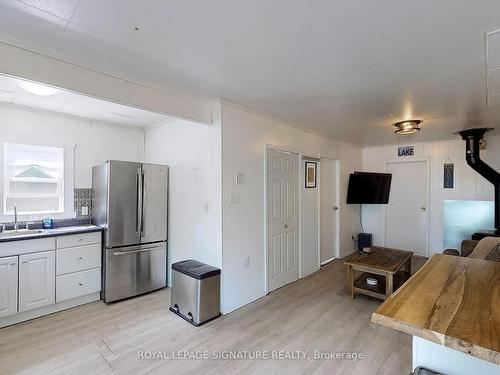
[74,188,92,219]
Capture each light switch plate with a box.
[236,172,244,184]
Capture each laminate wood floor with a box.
[0,257,427,375]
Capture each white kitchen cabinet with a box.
[56,268,101,302]
[0,256,18,318]
[56,243,101,275]
[57,232,101,249]
[19,251,55,312]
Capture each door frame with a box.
[319,157,340,264]
[264,145,301,294]
[383,157,430,258]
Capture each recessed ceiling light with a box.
[19,81,59,96]
[394,120,422,135]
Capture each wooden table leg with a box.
[386,273,393,298]
[347,265,354,298]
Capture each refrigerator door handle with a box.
[113,246,160,256]
[136,167,143,238]
[140,170,145,237]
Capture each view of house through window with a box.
[3,143,64,215]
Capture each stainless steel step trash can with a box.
[170,260,221,326]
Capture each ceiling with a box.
[0,74,170,127]
[1,0,500,145]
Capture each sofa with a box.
[443,236,500,262]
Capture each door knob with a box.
[333,206,339,211]
[421,207,426,211]
[284,224,288,229]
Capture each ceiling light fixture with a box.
[19,81,59,96]
[394,120,422,135]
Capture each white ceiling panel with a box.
[18,0,78,20]
[0,0,67,40]
[0,0,499,145]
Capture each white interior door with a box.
[267,149,299,292]
[385,160,429,257]
[320,159,338,263]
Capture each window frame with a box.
[3,142,65,216]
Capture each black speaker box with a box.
[358,233,372,251]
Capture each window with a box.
[3,143,64,215]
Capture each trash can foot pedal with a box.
[169,307,221,327]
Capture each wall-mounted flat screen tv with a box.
[346,172,392,204]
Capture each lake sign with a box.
[398,145,414,157]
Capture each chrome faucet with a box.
[13,204,18,230]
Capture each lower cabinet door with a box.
[19,251,55,312]
[0,256,18,318]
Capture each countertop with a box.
[371,254,500,365]
[0,225,103,243]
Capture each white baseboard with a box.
[222,292,266,315]
[320,257,336,266]
[0,292,101,328]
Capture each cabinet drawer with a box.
[56,268,101,302]
[57,244,101,275]
[57,232,101,249]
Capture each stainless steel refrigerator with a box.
[92,160,168,303]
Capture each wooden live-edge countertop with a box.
[371,254,500,365]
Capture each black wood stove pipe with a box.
[458,128,500,234]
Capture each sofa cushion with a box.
[443,249,460,256]
[469,237,500,260]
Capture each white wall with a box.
[362,134,500,255]
[144,102,222,286]
[0,103,143,220]
[221,102,362,313]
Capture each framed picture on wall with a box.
[305,161,317,188]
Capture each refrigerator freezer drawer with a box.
[103,242,167,302]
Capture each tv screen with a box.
[346,172,392,204]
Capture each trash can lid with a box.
[172,260,221,280]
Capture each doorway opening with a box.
[320,158,340,265]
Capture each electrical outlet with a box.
[244,256,250,267]
[81,206,89,216]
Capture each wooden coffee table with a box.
[343,246,413,300]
